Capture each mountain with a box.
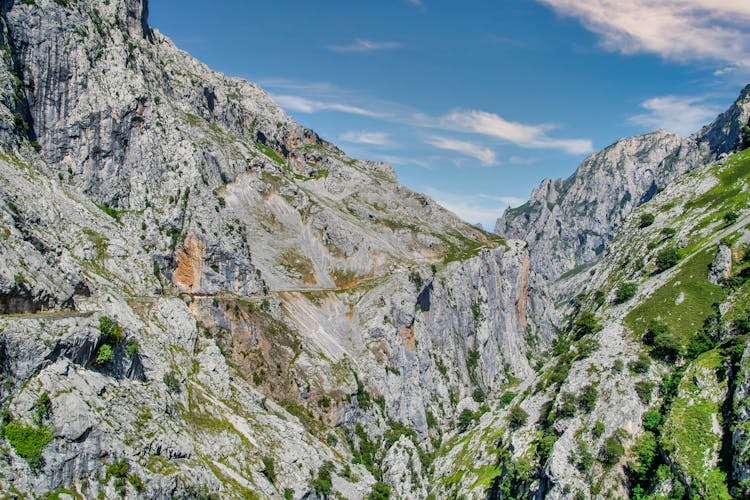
[495,86,750,285]
[0,0,554,497]
[2,0,750,498]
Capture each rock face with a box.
[0,0,554,497]
[709,244,733,285]
[495,131,700,282]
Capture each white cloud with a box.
[628,95,722,136]
[340,130,392,147]
[327,39,403,53]
[427,110,593,154]
[425,136,497,166]
[272,95,387,118]
[407,0,423,6]
[536,0,750,68]
[423,187,518,228]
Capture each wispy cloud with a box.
[536,0,750,68]
[425,136,497,166]
[427,109,593,154]
[267,79,592,155]
[272,95,387,118]
[327,39,403,53]
[628,95,723,136]
[423,187,520,228]
[340,130,393,147]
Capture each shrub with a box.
[313,461,334,495]
[635,381,655,404]
[613,359,624,373]
[687,330,714,359]
[128,474,145,492]
[458,409,475,432]
[614,282,638,304]
[572,311,601,340]
[508,406,529,429]
[262,456,276,484]
[499,390,516,408]
[600,437,625,467]
[125,338,139,357]
[631,431,658,475]
[95,344,113,366]
[654,247,680,272]
[629,353,651,374]
[99,316,123,344]
[369,481,391,500]
[163,370,180,393]
[34,392,52,425]
[3,420,53,472]
[638,213,655,228]
[724,211,740,225]
[593,421,605,438]
[578,384,598,413]
[661,227,677,238]
[642,409,662,432]
[646,321,681,360]
[557,393,577,418]
[107,459,128,479]
[326,433,338,446]
[472,388,486,403]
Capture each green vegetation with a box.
[126,338,139,357]
[654,247,680,272]
[614,282,638,304]
[312,461,334,495]
[508,406,528,429]
[3,420,53,471]
[95,344,113,365]
[571,311,601,340]
[638,213,655,228]
[369,481,391,500]
[261,455,276,484]
[599,436,624,468]
[163,370,180,393]
[254,141,286,167]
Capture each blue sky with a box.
[150,0,750,229]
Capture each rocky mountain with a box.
[0,0,554,497]
[1,0,750,499]
[495,87,750,284]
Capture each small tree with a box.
[724,211,740,225]
[600,437,625,467]
[638,213,655,228]
[95,344,113,366]
[654,247,680,272]
[163,370,180,393]
[458,409,475,432]
[645,320,681,360]
[614,282,638,304]
[572,311,601,340]
[508,405,529,430]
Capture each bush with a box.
[642,409,662,432]
[631,431,658,475]
[369,481,391,500]
[572,311,601,340]
[600,437,625,467]
[3,420,53,472]
[593,420,605,438]
[34,392,52,425]
[629,353,651,374]
[313,461,333,496]
[125,338,139,357]
[614,282,638,304]
[635,380,655,404]
[724,211,740,225]
[262,456,276,484]
[508,406,529,429]
[578,384,598,413]
[163,370,180,393]
[107,459,128,479]
[128,474,145,492]
[99,316,123,344]
[458,409,475,432]
[654,247,680,272]
[472,388,486,403]
[661,227,677,238]
[638,213,655,228]
[499,391,516,408]
[687,330,714,359]
[557,393,578,418]
[645,321,681,360]
[95,344,113,366]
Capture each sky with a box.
[149,0,750,229]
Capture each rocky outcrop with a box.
[0,0,555,497]
[495,130,697,282]
[709,244,733,285]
